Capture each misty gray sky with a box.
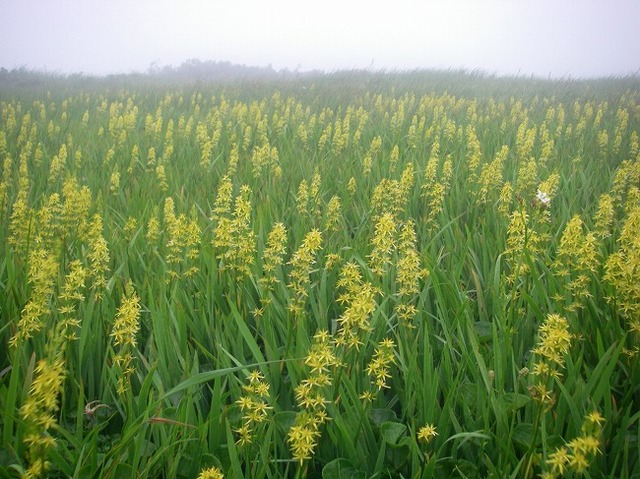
[1,0,638,78]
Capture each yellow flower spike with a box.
[87,214,110,297]
[110,283,141,394]
[498,182,514,217]
[296,179,310,217]
[234,370,273,447]
[287,229,323,317]
[396,219,426,304]
[603,203,640,341]
[363,338,396,394]
[260,222,288,293]
[324,195,342,233]
[476,145,508,204]
[347,177,357,195]
[368,213,397,276]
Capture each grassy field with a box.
[1,69,639,478]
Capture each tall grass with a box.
[1,70,639,478]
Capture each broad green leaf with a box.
[381,421,407,445]
[322,458,366,479]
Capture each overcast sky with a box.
[1,0,638,78]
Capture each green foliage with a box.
[1,70,639,478]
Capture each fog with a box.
[1,0,638,79]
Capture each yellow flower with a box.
[546,446,569,475]
[417,424,438,444]
[586,410,605,426]
[197,466,224,479]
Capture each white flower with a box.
[537,189,551,205]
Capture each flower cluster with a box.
[516,157,538,198]
[394,220,427,327]
[259,222,288,295]
[20,260,87,478]
[530,314,573,408]
[287,229,323,318]
[86,214,110,299]
[504,210,543,285]
[334,262,378,350]
[592,193,615,239]
[498,182,514,217]
[368,213,397,276]
[553,215,599,312]
[465,125,482,181]
[234,371,272,446]
[543,411,604,478]
[110,283,141,395]
[603,201,640,353]
[250,142,280,179]
[476,145,508,204]
[164,197,202,280]
[52,260,86,346]
[421,154,452,230]
[61,177,92,241]
[10,249,59,347]
[361,338,396,401]
[20,357,66,479]
[211,182,257,278]
[371,177,409,222]
[324,195,342,234]
[288,331,337,464]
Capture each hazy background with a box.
[1,0,638,78]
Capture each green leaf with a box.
[111,463,134,479]
[380,421,407,445]
[369,408,398,426]
[228,299,266,365]
[473,321,493,342]
[0,465,21,479]
[322,458,366,479]
[274,411,296,433]
[162,359,285,399]
[502,392,530,412]
[512,423,535,448]
[445,430,491,448]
